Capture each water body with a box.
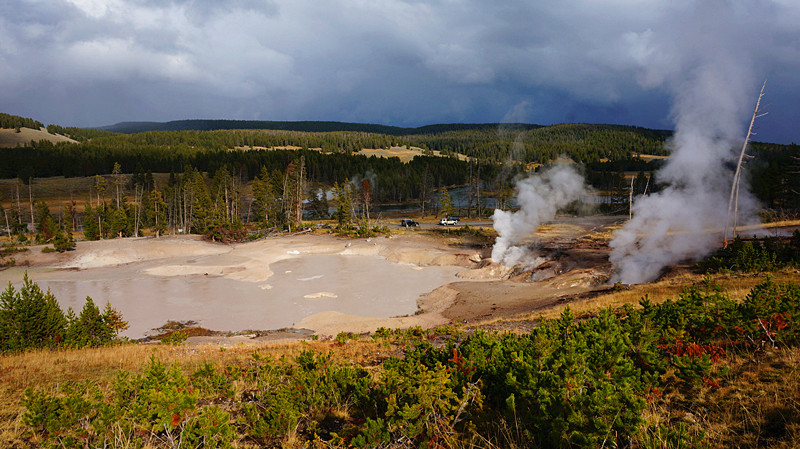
[0,255,460,339]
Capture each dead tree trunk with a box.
[28,179,34,229]
[724,80,767,246]
[15,180,21,223]
[629,175,635,220]
[4,209,11,237]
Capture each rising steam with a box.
[492,163,591,267]
[610,9,766,283]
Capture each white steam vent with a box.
[491,163,591,267]
[608,3,767,284]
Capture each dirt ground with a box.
[2,216,625,344]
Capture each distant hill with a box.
[0,113,78,148]
[98,119,542,136]
[89,119,675,163]
[0,112,44,130]
[0,127,78,148]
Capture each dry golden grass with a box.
[0,128,77,149]
[645,345,800,448]
[356,146,470,163]
[632,152,669,161]
[231,144,470,163]
[0,174,173,213]
[475,270,800,328]
[0,337,394,445]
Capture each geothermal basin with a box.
[0,235,464,339]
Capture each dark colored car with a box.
[400,219,419,228]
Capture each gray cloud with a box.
[0,0,797,143]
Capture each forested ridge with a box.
[100,119,533,135]
[0,113,44,131]
[4,114,675,185]
[95,119,671,163]
[2,113,799,239]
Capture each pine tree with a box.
[150,189,167,237]
[0,283,21,351]
[83,202,99,240]
[109,207,128,237]
[439,188,455,218]
[333,182,353,228]
[282,157,306,231]
[68,297,112,347]
[189,170,213,234]
[101,302,128,339]
[306,189,330,220]
[63,308,79,344]
[112,162,123,208]
[252,167,282,226]
[0,274,67,351]
[360,179,372,225]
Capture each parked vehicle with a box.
[439,216,459,226]
[400,219,420,228]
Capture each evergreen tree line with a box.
[92,119,671,164]
[698,232,800,273]
[14,121,673,167]
[0,275,127,353]
[0,144,497,205]
[748,142,800,213]
[0,112,44,131]
[405,123,671,163]
[6,114,800,217]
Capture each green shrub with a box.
[698,234,800,273]
[19,280,800,448]
[161,330,188,346]
[0,275,122,353]
[23,356,235,448]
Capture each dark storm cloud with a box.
[0,0,797,142]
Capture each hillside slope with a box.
[100,119,545,135]
[0,127,78,148]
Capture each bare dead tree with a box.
[15,179,21,222]
[134,185,143,237]
[724,80,767,246]
[28,178,34,229]
[4,208,11,237]
[295,156,305,227]
[629,175,635,220]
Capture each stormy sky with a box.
[1,0,798,143]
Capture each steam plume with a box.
[492,163,590,267]
[610,4,766,283]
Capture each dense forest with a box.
[748,142,800,213]
[0,113,44,131]
[2,113,799,240]
[3,115,671,187]
[95,119,671,163]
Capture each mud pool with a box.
[0,254,461,339]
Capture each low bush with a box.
[698,233,800,273]
[20,279,800,448]
[160,330,188,346]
